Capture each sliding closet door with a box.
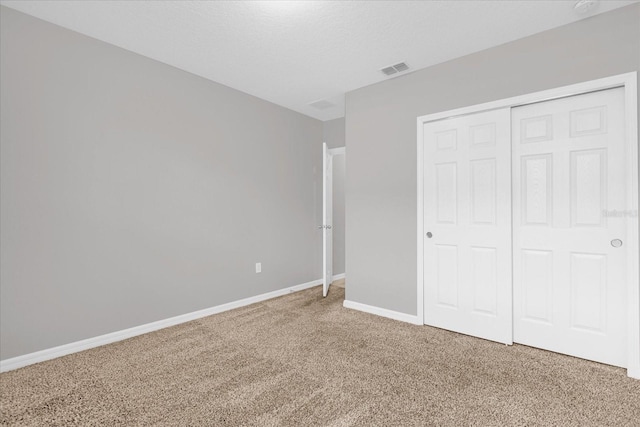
[512,88,627,367]
[422,109,512,344]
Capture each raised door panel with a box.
[521,249,553,324]
[522,154,553,226]
[570,106,607,138]
[471,246,498,316]
[570,253,607,333]
[436,245,459,309]
[436,129,457,151]
[521,115,553,144]
[571,149,606,227]
[470,123,496,148]
[436,163,457,224]
[470,159,496,225]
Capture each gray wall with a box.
[0,7,323,360]
[323,118,346,275]
[345,4,640,315]
[323,118,345,150]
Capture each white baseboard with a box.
[332,273,345,281]
[343,300,421,325]
[0,278,322,373]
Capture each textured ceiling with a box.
[1,0,637,121]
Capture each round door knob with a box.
[426,232,433,238]
[327,225,332,229]
[611,239,623,248]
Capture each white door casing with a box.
[323,142,333,297]
[422,108,513,344]
[512,88,627,367]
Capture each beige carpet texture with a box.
[1,283,639,426]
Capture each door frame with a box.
[416,72,639,378]
[323,144,346,297]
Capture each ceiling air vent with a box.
[393,62,409,72]
[574,0,599,14]
[381,66,397,76]
[309,99,335,110]
[381,62,409,77]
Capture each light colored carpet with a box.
[1,285,639,426]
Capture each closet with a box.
[419,77,637,375]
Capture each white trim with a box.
[343,300,421,325]
[624,75,640,379]
[416,119,425,325]
[333,273,346,281]
[417,73,636,125]
[0,278,322,373]
[416,72,639,378]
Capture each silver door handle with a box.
[611,239,623,248]
[426,232,433,238]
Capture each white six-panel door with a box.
[512,88,627,367]
[423,108,513,344]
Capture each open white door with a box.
[322,142,333,297]
[422,108,513,344]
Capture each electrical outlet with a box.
[255,262,262,273]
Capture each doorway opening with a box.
[322,143,346,297]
